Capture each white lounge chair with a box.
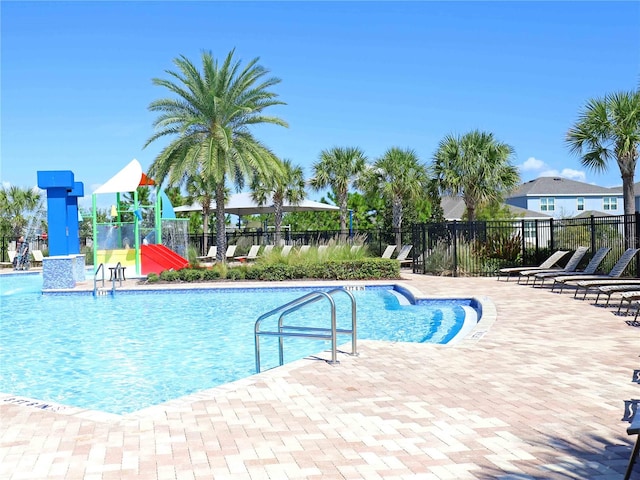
[280,245,293,257]
[532,247,611,286]
[234,245,261,263]
[396,244,413,266]
[381,245,397,259]
[197,246,217,262]
[31,249,44,267]
[497,250,570,281]
[518,246,589,285]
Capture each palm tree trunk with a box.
[622,172,636,249]
[392,196,403,247]
[274,198,283,246]
[215,184,226,262]
[339,190,348,242]
[202,209,209,255]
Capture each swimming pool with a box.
[0,273,479,414]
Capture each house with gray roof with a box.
[505,177,624,218]
[441,196,552,221]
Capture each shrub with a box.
[226,268,245,280]
[159,270,180,282]
[147,272,160,283]
[179,268,204,282]
[202,268,222,281]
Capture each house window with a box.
[577,197,584,211]
[540,198,555,212]
[603,197,618,211]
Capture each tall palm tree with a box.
[309,147,366,235]
[567,90,640,217]
[359,147,429,246]
[145,49,288,262]
[432,131,520,222]
[251,158,305,246]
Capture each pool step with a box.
[94,287,113,296]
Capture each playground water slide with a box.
[141,244,189,275]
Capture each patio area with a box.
[1,273,639,479]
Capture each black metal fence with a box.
[411,213,640,277]
[4,214,639,277]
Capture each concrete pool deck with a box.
[1,272,639,479]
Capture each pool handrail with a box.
[254,287,357,373]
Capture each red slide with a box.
[141,244,189,275]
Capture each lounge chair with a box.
[262,245,274,256]
[234,245,261,263]
[299,245,310,254]
[532,247,611,287]
[381,245,397,259]
[624,410,640,480]
[197,246,217,262]
[592,284,640,306]
[225,245,237,260]
[350,245,361,254]
[31,249,44,267]
[318,245,329,255]
[1,250,16,268]
[497,250,570,281]
[518,246,589,285]
[280,245,293,257]
[396,244,413,266]
[551,248,640,293]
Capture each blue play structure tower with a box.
[37,170,86,289]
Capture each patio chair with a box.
[234,245,261,263]
[318,245,329,255]
[624,410,640,480]
[262,245,274,256]
[517,246,589,285]
[396,244,413,266]
[197,246,217,262]
[551,248,640,293]
[225,245,237,260]
[497,250,570,281]
[280,245,293,257]
[350,245,361,254]
[1,250,16,268]
[532,247,611,287]
[31,249,44,267]
[381,245,397,259]
[299,245,310,254]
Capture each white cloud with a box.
[520,157,546,171]
[539,168,586,182]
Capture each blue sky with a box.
[2,1,639,210]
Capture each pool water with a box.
[0,274,475,414]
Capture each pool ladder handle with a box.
[93,262,120,296]
[254,288,358,373]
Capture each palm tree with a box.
[185,173,224,255]
[309,147,366,236]
[359,147,429,246]
[145,49,288,262]
[0,185,42,239]
[432,131,520,222]
[567,90,640,217]
[251,159,305,246]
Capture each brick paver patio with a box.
[1,273,639,479]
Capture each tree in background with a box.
[145,49,287,262]
[251,158,306,246]
[0,185,42,240]
[567,90,640,217]
[309,147,366,236]
[185,174,223,254]
[359,147,429,246]
[432,130,520,222]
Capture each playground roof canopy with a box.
[174,192,339,216]
[93,159,154,195]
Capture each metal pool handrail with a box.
[254,288,358,373]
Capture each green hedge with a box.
[145,258,400,283]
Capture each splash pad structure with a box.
[92,159,189,278]
[37,170,86,289]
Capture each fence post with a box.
[635,212,640,276]
[590,215,596,258]
[452,220,458,277]
[521,219,525,266]
[549,217,554,252]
